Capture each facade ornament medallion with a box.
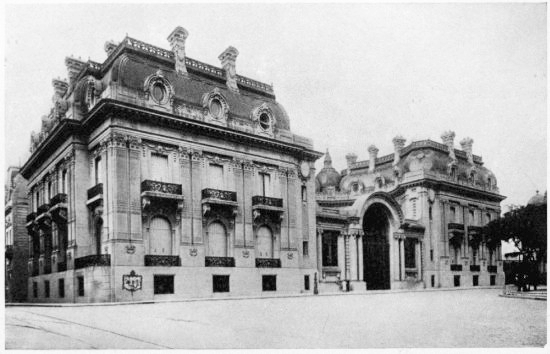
[143,69,174,106]
[202,88,229,126]
[251,103,276,137]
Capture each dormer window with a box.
[152,82,167,103]
[352,183,359,193]
[210,99,223,119]
[259,113,271,131]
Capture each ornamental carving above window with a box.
[143,69,174,106]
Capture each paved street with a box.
[5,288,546,349]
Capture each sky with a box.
[3,3,547,209]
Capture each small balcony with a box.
[86,183,103,209]
[487,265,497,273]
[201,188,238,216]
[470,265,481,272]
[450,264,462,271]
[74,254,111,270]
[467,225,483,234]
[252,196,284,215]
[144,255,181,267]
[255,258,282,268]
[37,203,51,216]
[205,256,235,267]
[26,212,36,224]
[141,180,182,195]
[447,223,465,232]
[49,193,68,224]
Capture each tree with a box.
[484,203,547,288]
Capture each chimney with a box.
[441,130,456,161]
[392,135,406,165]
[104,40,118,56]
[65,57,86,86]
[460,137,474,165]
[167,26,189,75]
[368,145,379,173]
[218,46,239,92]
[52,78,68,100]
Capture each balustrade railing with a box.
[74,254,111,269]
[470,265,481,272]
[202,188,237,202]
[255,258,281,268]
[252,196,283,208]
[487,265,497,273]
[37,204,50,215]
[205,256,235,267]
[144,255,181,267]
[87,183,103,200]
[141,180,182,195]
[450,264,463,271]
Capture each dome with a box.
[527,190,547,206]
[315,150,341,192]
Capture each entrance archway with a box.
[363,203,391,290]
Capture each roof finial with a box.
[324,149,332,167]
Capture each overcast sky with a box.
[4,3,546,209]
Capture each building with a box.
[315,133,506,291]
[20,26,322,303]
[5,167,29,302]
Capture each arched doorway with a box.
[363,203,391,290]
[208,221,227,257]
[256,225,274,258]
[150,216,172,255]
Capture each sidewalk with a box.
[6,285,503,307]
[499,285,547,301]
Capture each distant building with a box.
[5,167,29,302]
[20,26,321,303]
[315,133,506,291]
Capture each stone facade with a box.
[5,167,29,302]
[20,27,322,303]
[315,134,506,292]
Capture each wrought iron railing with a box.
[255,258,281,268]
[87,183,103,200]
[37,204,50,215]
[202,188,237,202]
[144,255,181,267]
[450,264,462,271]
[74,254,111,269]
[141,180,182,195]
[26,212,36,223]
[467,226,483,233]
[50,193,67,206]
[487,265,497,273]
[448,223,465,231]
[57,262,67,272]
[252,196,283,208]
[470,265,481,272]
[205,256,235,267]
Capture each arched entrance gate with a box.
[363,203,392,290]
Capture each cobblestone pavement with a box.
[5,288,546,349]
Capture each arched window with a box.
[208,221,227,257]
[256,226,274,258]
[150,217,172,255]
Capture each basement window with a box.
[154,275,174,295]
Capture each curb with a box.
[499,294,547,301]
[6,286,505,308]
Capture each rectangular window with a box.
[213,275,230,293]
[454,275,461,287]
[58,279,65,298]
[94,156,102,184]
[36,190,40,211]
[490,275,496,286]
[472,247,478,265]
[451,245,460,264]
[262,275,277,291]
[62,170,67,193]
[208,164,224,189]
[430,249,434,262]
[404,238,416,268]
[303,241,309,257]
[151,153,169,182]
[33,282,38,298]
[473,275,479,286]
[47,181,52,201]
[304,275,310,291]
[154,275,174,294]
[410,198,417,219]
[77,276,84,296]
[431,275,435,288]
[486,213,492,225]
[301,186,307,202]
[429,206,432,221]
[44,281,50,298]
[449,207,456,223]
[322,233,338,267]
[469,210,475,225]
[259,172,270,197]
